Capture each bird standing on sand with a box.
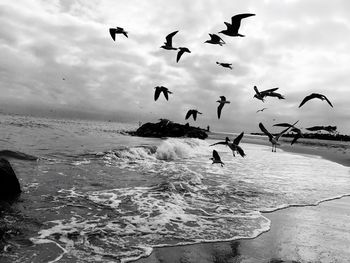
[219,13,255,37]
[185,109,202,121]
[204,34,225,46]
[299,93,333,108]
[177,47,191,62]
[259,121,297,152]
[210,132,246,157]
[161,31,178,50]
[154,86,172,101]
[210,150,224,167]
[216,62,233,69]
[109,27,128,41]
[253,86,280,102]
[217,96,230,119]
[273,121,302,145]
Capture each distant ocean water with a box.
[1,114,350,263]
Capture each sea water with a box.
[0,114,349,262]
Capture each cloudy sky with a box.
[0,0,349,133]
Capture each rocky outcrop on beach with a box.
[0,158,21,201]
[130,120,208,139]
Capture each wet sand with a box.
[135,139,350,263]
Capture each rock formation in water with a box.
[130,120,208,139]
[0,158,21,201]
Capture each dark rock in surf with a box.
[130,120,208,139]
[0,158,21,201]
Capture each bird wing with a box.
[211,34,224,43]
[154,87,161,101]
[298,94,315,108]
[165,30,178,45]
[217,103,224,119]
[236,145,246,157]
[291,133,302,145]
[253,86,260,95]
[193,111,197,121]
[233,132,244,145]
[209,141,227,146]
[163,90,169,100]
[259,123,273,140]
[273,123,293,128]
[224,22,232,29]
[109,28,116,41]
[260,87,279,95]
[231,13,255,33]
[185,110,192,120]
[176,49,185,63]
[276,126,292,140]
[213,150,221,161]
[323,95,333,107]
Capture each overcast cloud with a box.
[0,0,349,133]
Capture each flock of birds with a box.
[109,13,335,166]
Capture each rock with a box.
[130,120,208,139]
[0,158,21,201]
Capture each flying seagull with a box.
[204,34,225,46]
[216,62,233,69]
[216,96,230,119]
[299,93,333,108]
[219,13,255,37]
[253,86,280,102]
[306,125,337,133]
[210,150,224,167]
[259,121,297,152]
[177,47,191,62]
[256,107,267,113]
[210,132,246,157]
[265,91,285,100]
[109,27,128,41]
[185,109,202,121]
[161,30,178,50]
[154,86,172,101]
[273,121,302,145]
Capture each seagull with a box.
[154,86,172,101]
[185,109,202,121]
[259,121,297,152]
[161,31,178,50]
[253,86,280,102]
[219,13,255,37]
[204,34,225,46]
[256,108,267,113]
[210,132,246,157]
[216,62,233,69]
[216,96,230,119]
[273,121,302,145]
[109,27,128,41]
[177,47,191,62]
[210,150,224,167]
[299,93,333,108]
[306,125,337,133]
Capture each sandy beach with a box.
[135,140,350,263]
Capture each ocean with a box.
[0,113,349,263]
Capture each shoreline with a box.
[135,137,350,263]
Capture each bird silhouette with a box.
[154,86,172,101]
[265,91,285,100]
[299,93,333,108]
[185,109,202,121]
[256,108,267,113]
[216,96,230,119]
[306,125,337,133]
[109,27,128,41]
[210,132,246,157]
[176,47,191,62]
[161,31,178,50]
[210,150,224,167]
[273,121,302,145]
[216,62,233,69]
[253,86,280,102]
[204,34,225,46]
[219,13,255,37]
[259,121,297,152]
